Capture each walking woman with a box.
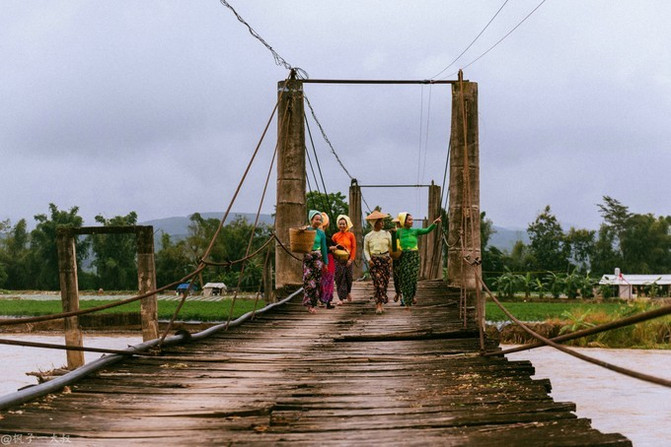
[319,212,336,309]
[363,210,392,314]
[331,214,356,305]
[393,212,441,308]
[390,217,403,304]
[303,210,329,313]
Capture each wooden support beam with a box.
[56,229,85,369]
[447,79,482,292]
[349,179,364,280]
[275,77,306,289]
[136,226,158,342]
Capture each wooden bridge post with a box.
[349,179,364,279]
[56,228,85,369]
[447,75,482,324]
[420,181,443,280]
[136,226,158,341]
[275,75,306,290]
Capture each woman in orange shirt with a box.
[330,214,356,304]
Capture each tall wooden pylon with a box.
[447,74,481,292]
[275,75,306,290]
[349,180,363,280]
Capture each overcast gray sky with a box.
[2,1,669,231]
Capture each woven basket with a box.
[289,227,316,253]
[390,250,402,260]
[333,249,350,262]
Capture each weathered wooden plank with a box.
[0,281,631,446]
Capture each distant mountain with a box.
[141,212,274,247]
[488,225,529,252]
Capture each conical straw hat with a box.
[365,210,390,221]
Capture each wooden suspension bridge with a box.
[0,74,636,445]
[0,281,631,445]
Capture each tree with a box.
[306,191,348,234]
[29,204,88,290]
[91,212,138,290]
[565,227,596,272]
[527,205,569,272]
[155,233,192,288]
[185,214,272,289]
[0,219,31,289]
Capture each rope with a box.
[477,273,671,388]
[0,267,204,327]
[223,128,280,329]
[199,235,275,267]
[486,300,671,357]
[157,78,288,345]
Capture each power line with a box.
[218,0,308,78]
[443,0,550,78]
[432,0,511,79]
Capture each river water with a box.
[504,345,671,447]
[0,336,669,446]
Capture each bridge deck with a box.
[0,280,630,446]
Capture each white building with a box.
[599,268,671,299]
[202,282,227,297]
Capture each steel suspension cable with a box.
[303,95,372,213]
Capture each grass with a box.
[0,298,265,322]
[485,301,631,322]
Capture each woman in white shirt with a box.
[363,210,392,314]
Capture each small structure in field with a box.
[599,268,671,298]
[175,283,198,296]
[203,282,227,297]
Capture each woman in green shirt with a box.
[393,212,441,308]
[303,210,329,313]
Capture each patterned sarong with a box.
[303,251,323,307]
[370,255,391,304]
[320,253,335,304]
[399,250,420,306]
[335,260,353,301]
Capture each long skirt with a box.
[399,250,420,306]
[392,259,402,295]
[320,253,335,304]
[334,260,353,301]
[303,251,323,308]
[369,255,391,304]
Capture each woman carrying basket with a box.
[303,210,329,313]
[393,212,441,309]
[330,214,356,305]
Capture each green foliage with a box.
[527,205,569,272]
[493,268,518,299]
[306,191,348,234]
[29,204,89,290]
[91,212,138,290]
[544,271,565,299]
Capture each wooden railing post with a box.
[136,226,158,341]
[349,179,363,280]
[56,228,85,370]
